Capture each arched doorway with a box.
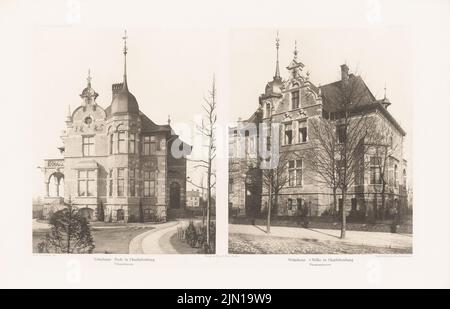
[116,209,125,221]
[169,182,181,209]
[78,207,94,221]
[48,172,64,197]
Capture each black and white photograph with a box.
[228,29,413,254]
[1,0,449,291]
[32,28,218,254]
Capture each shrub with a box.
[39,205,95,254]
[185,221,198,247]
[197,221,216,254]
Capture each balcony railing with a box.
[44,159,64,168]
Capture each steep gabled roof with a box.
[319,74,376,113]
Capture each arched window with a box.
[265,103,270,118]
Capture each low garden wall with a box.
[229,216,412,234]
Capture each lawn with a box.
[229,233,412,254]
[33,226,153,254]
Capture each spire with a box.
[122,29,128,89]
[293,40,298,61]
[274,31,281,80]
[381,81,391,109]
[87,68,92,87]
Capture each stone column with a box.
[55,179,60,197]
[45,182,50,197]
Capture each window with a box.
[108,169,113,197]
[285,123,293,145]
[143,136,150,155]
[403,169,407,187]
[265,103,271,117]
[118,131,126,153]
[150,136,157,154]
[143,171,156,197]
[117,168,124,196]
[287,199,293,211]
[110,134,114,154]
[394,164,398,187]
[82,136,95,156]
[149,172,156,196]
[292,90,299,109]
[369,156,382,185]
[288,159,303,186]
[298,121,307,143]
[289,160,295,186]
[337,125,347,143]
[143,171,150,197]
[297,198,303,211]
[267,136,271,151]
[295,159,303,186]
[78,170,95,197]
[129,133,136,154]
[129,169,136,197]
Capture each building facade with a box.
[186,190,201,208]
[40,35,190,223]
[229,38,408,221]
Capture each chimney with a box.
[112,82,123,98]
[340,64,349,82]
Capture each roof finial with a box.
[122,29,128,89]
[384,81,387,99]
[87,68,92,87]
[293,40,298,61]
[168,115,171,125]
[274,30,281,80]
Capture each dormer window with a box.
[292,90,299,109]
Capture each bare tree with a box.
[261,151,290,233]
[323,72,379,238]
[304,117,340,215]
[371,123,398,220]
[196,76,217,252]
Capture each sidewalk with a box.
[229,224,412,249]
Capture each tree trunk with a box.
[340,189,346,239]
[332,187,337,215]
[381,182,386,221]
[267,175,272,234]
[67,205,72,253]
[206,157,211,247]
